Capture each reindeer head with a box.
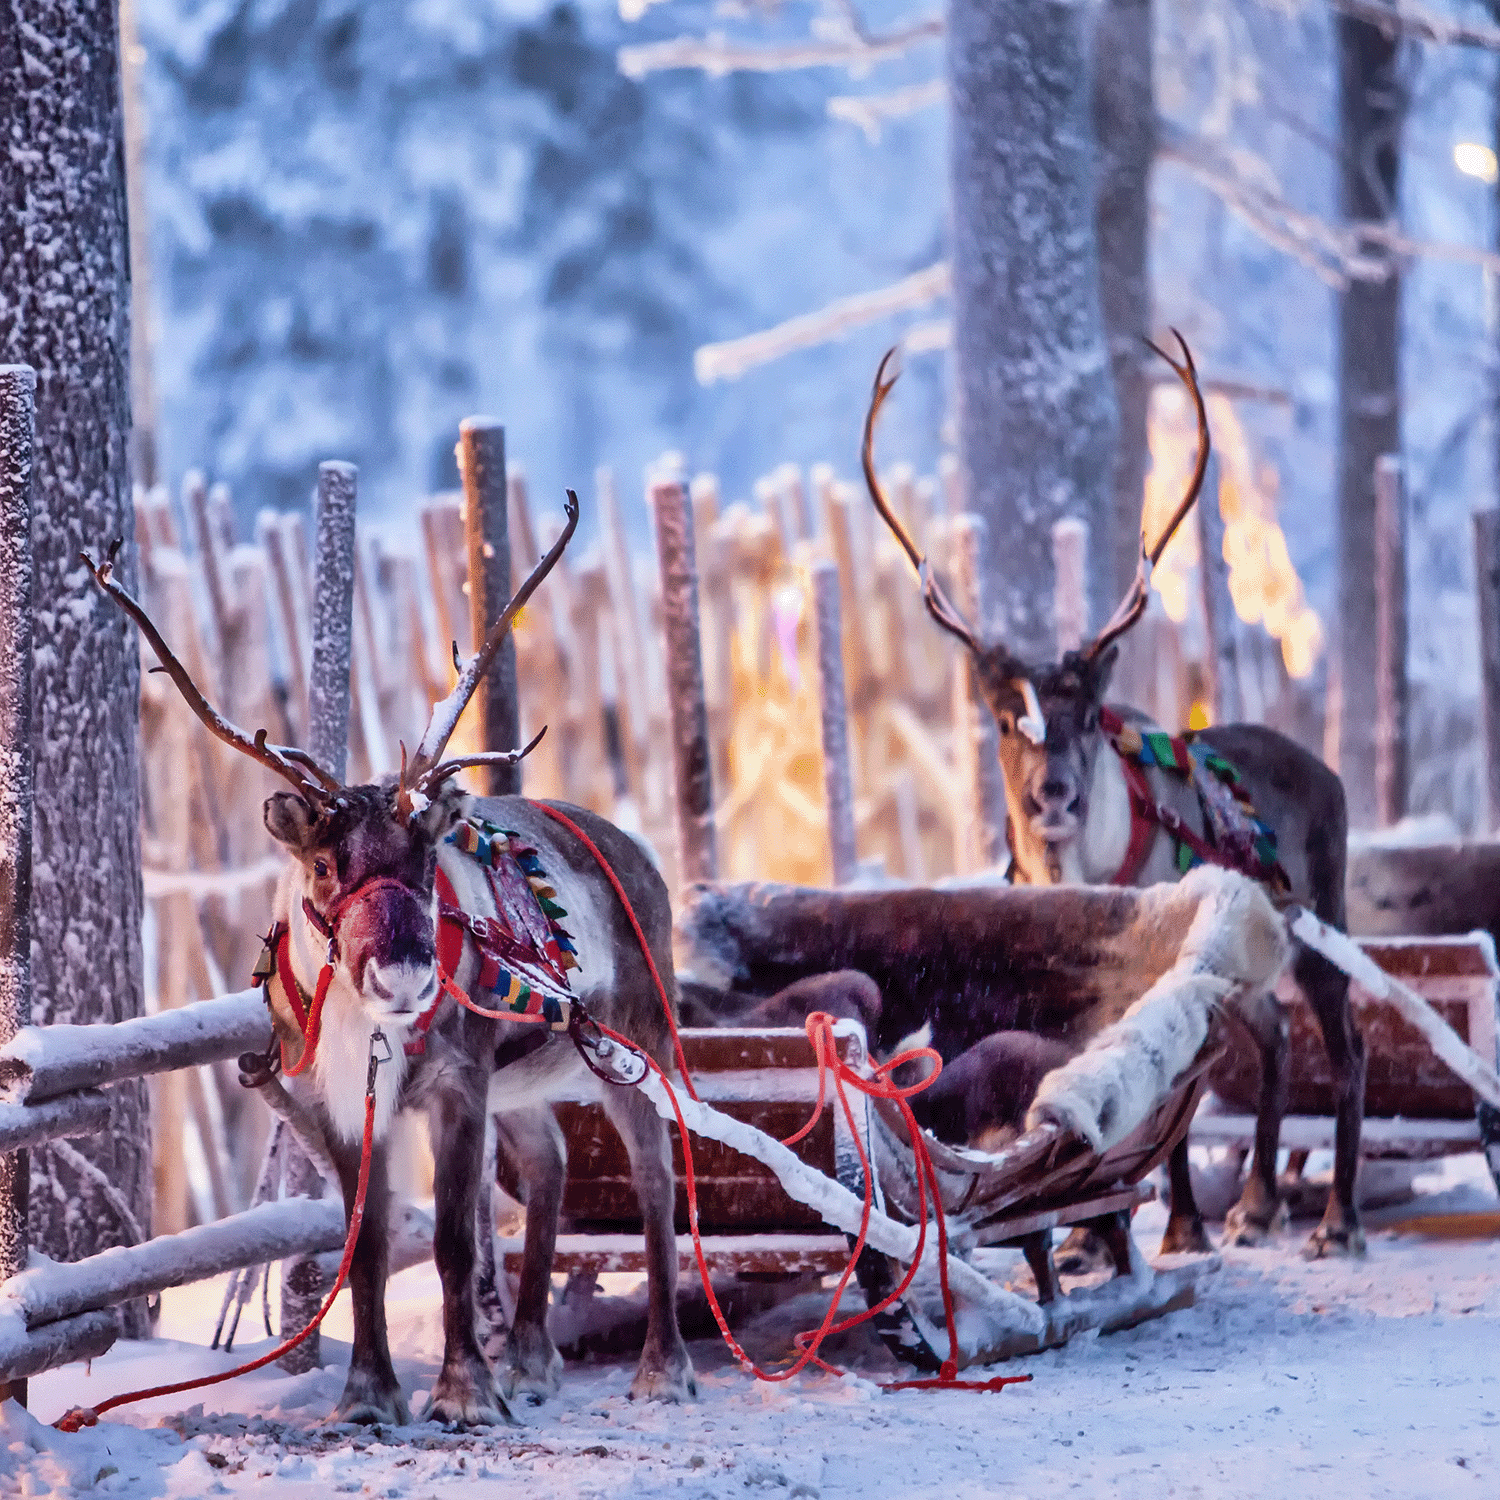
[863,335,1209,884]
[83,492,578,1027]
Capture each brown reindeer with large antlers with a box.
[862,336,1365,1260]
[84,492,696,1425]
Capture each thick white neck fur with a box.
[1007,736,1135,887]
[276,864,412,1143]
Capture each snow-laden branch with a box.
[1162,124,1500,288]
[827,77,946,141]
[618,16,943,80]
[141,855,284,899]
[695,262,950,385]
[1325,0,1500,53]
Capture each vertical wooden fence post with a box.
[1474,509,1500,832]
[1051,517,1089,657]
[651,476,717,886]
[949,514,1007,871]
[0,367,35,1406]
[459,419,520,794]
[811,561,858,885]
[279,459,357,1373]
[1374,454,1407,828]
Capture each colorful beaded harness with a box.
[1098,706,1290,893]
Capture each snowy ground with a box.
[5,1155,1498,1500]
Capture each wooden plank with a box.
[499,1233,851,1278]
[1192,1112,1479,1159]
[975,1183,1153,1247]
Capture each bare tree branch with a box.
[618,16,943,79]
[694,262,951,384]
[1160,120,1500,287]
[827,78,947,141]
[1324,0,1500,52]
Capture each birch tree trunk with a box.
[0,0,152,1327]
[1334,11,1404,827]
[947,0,1118,658]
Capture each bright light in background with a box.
[1454,142,1498,184]
[1145,389,1324,682]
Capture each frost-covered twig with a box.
[1162,124,1500,287]
[827,77,946,141]
[618,16,942,80]
[43,1138,147,1246]
[141,855,284,899]
[695,262,950,384]
[1325,0,1500,53]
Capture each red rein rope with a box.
[54,1057,383,1432]
[532,804,1026,1395]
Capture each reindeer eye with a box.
[997,713,1013,736]
[313,859,329,880]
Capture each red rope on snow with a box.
[53,1033,391,1432]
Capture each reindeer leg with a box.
[1223,997,1291,1248]
[600,1082,696,1402]
[473,1114,508,1361]
[1158,1136,1213,1254]
[497,1106,566,1401]
[1297,947,1367,1258]
[329,1133,407,1426]
[424,1085,513,1428]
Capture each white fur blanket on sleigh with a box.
[1024,866,1291,1152]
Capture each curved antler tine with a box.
[82,544,338,801]
[1083,331,1211,662]
[416,727,550,795]
[405,492,579,792]
[861,352,984,655]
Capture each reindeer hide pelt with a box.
[1024,867,1291,1152]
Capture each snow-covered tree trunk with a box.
[947,0,1118,658]
[1091,0,1154,608]
[459,420,521,795]
[0,366,36,1406]
[1334,12,1403,826]
[0,0,152,1329]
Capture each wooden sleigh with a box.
[513,867,1284,1371]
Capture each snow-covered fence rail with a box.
[0,991,374,1386]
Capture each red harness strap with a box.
[1108,741,1251,887]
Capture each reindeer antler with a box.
[82,540,341,802]
[397,491,580,818]
[862,348,983,654]
[1083,330,1210,663]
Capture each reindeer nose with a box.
[1041,775,1073,802]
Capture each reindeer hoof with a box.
[629,1348,696,1403]
[1053,1227,1112,1276]
[1222,1198,1288,1248]
[1158,1215,1214,1256]
[333,1370,409,1427]
[424,1372,516,1429]
[1301,1222,1366,1260]
[502,1324,563,1403]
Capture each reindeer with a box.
[861,336,1365,1260]
[84,496,696,1426]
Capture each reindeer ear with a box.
[264,792,320,851]
[413,789,465,844]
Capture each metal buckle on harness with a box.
[568,1011,648,1087]
[367,1028,393,1095]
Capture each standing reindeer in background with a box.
[85,491,696,1426]
[864,336,1366,1259]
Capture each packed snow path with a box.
[5,1158,1497,1499]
